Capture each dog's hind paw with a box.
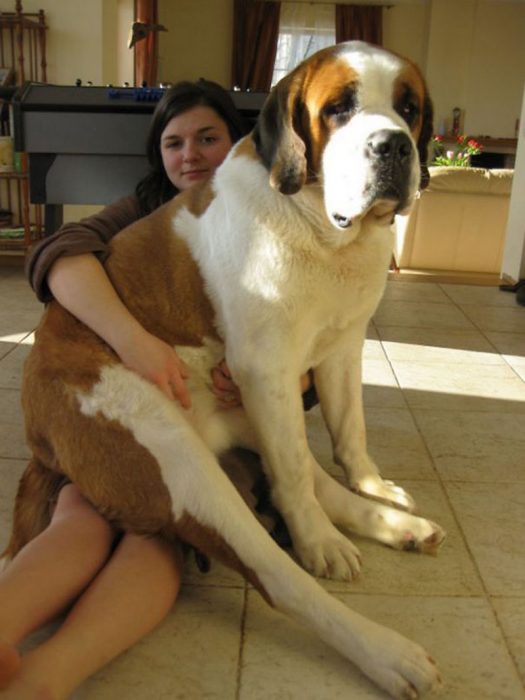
[352,476,416,513]
[296,532,362,581]
[412,522,446,555]
[395,520,446,556]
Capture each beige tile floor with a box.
[0,263,524,699]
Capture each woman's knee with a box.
[52,484,114,543]
[121,534,183,594]
[53,484,91,515]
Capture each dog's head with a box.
[253,41,433,236]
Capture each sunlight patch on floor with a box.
[0,332,34,345]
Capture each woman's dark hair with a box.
[136,79,247,215]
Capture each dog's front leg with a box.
[230,357,361,581]
[315,327,415,512]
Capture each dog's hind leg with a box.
[314,333,416,512]
[311,460,445,554]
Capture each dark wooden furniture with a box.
[0,1,47,253]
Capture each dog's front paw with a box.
[352,476,416,512]
[295,532,362,581]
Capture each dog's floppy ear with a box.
[253,75,308,195]
[417,93,434,191]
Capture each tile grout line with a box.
[383,314,500,599]
[438,283,525,383]
[376,321,485,569]
[0,328,36,365]
[373,313,487,592]
[234,582,249,700]
[490,604,525,694]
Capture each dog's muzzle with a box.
[324,124,418,232]
[365,129,414,205]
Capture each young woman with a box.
[0,79,250,700]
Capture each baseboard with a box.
[388,268,503,286]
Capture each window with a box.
[271,2,336,86]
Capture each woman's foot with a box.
[0,649,56,700]
[0,677,55,700]
[0,641,21,690]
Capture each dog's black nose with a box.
[367,130,412,163]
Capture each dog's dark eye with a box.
[323,90,356,125]
[325,102,349,116]
[398,98,420,128]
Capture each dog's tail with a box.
[1,458,66,563]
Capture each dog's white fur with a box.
[10,42,444,698]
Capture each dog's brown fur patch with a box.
[106,198,220,348]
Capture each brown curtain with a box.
[335,4,383,46]
[231,0,281,91]
[134,0,159,86]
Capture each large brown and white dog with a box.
[6,42,445,698]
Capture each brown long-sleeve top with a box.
[26,195,142,303]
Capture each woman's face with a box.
[160,105,233,191]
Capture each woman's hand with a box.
[210,360,242,408]
[117,328,191,409]
[211,361,313,410]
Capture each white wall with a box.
[426,0,476,134]
[18,0,133,87]
[466,1,525,137]
[384,1,431,74]
[425,0,525,138]
[502,83,525,282]
[115,0,134,85]
[157,0,232,85]
[20,0,105,85]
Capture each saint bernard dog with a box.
[6,42,444,698]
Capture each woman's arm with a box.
[26,196,141,302]
[48,253,191,409]
[28,196,190,407]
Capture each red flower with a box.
[431,133,483,166]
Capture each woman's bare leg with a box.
[0,484,115,642]
[0,482,182,699]
[2,532,182,700]
[0,484,115,689]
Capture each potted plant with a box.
[432,134,483,167]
